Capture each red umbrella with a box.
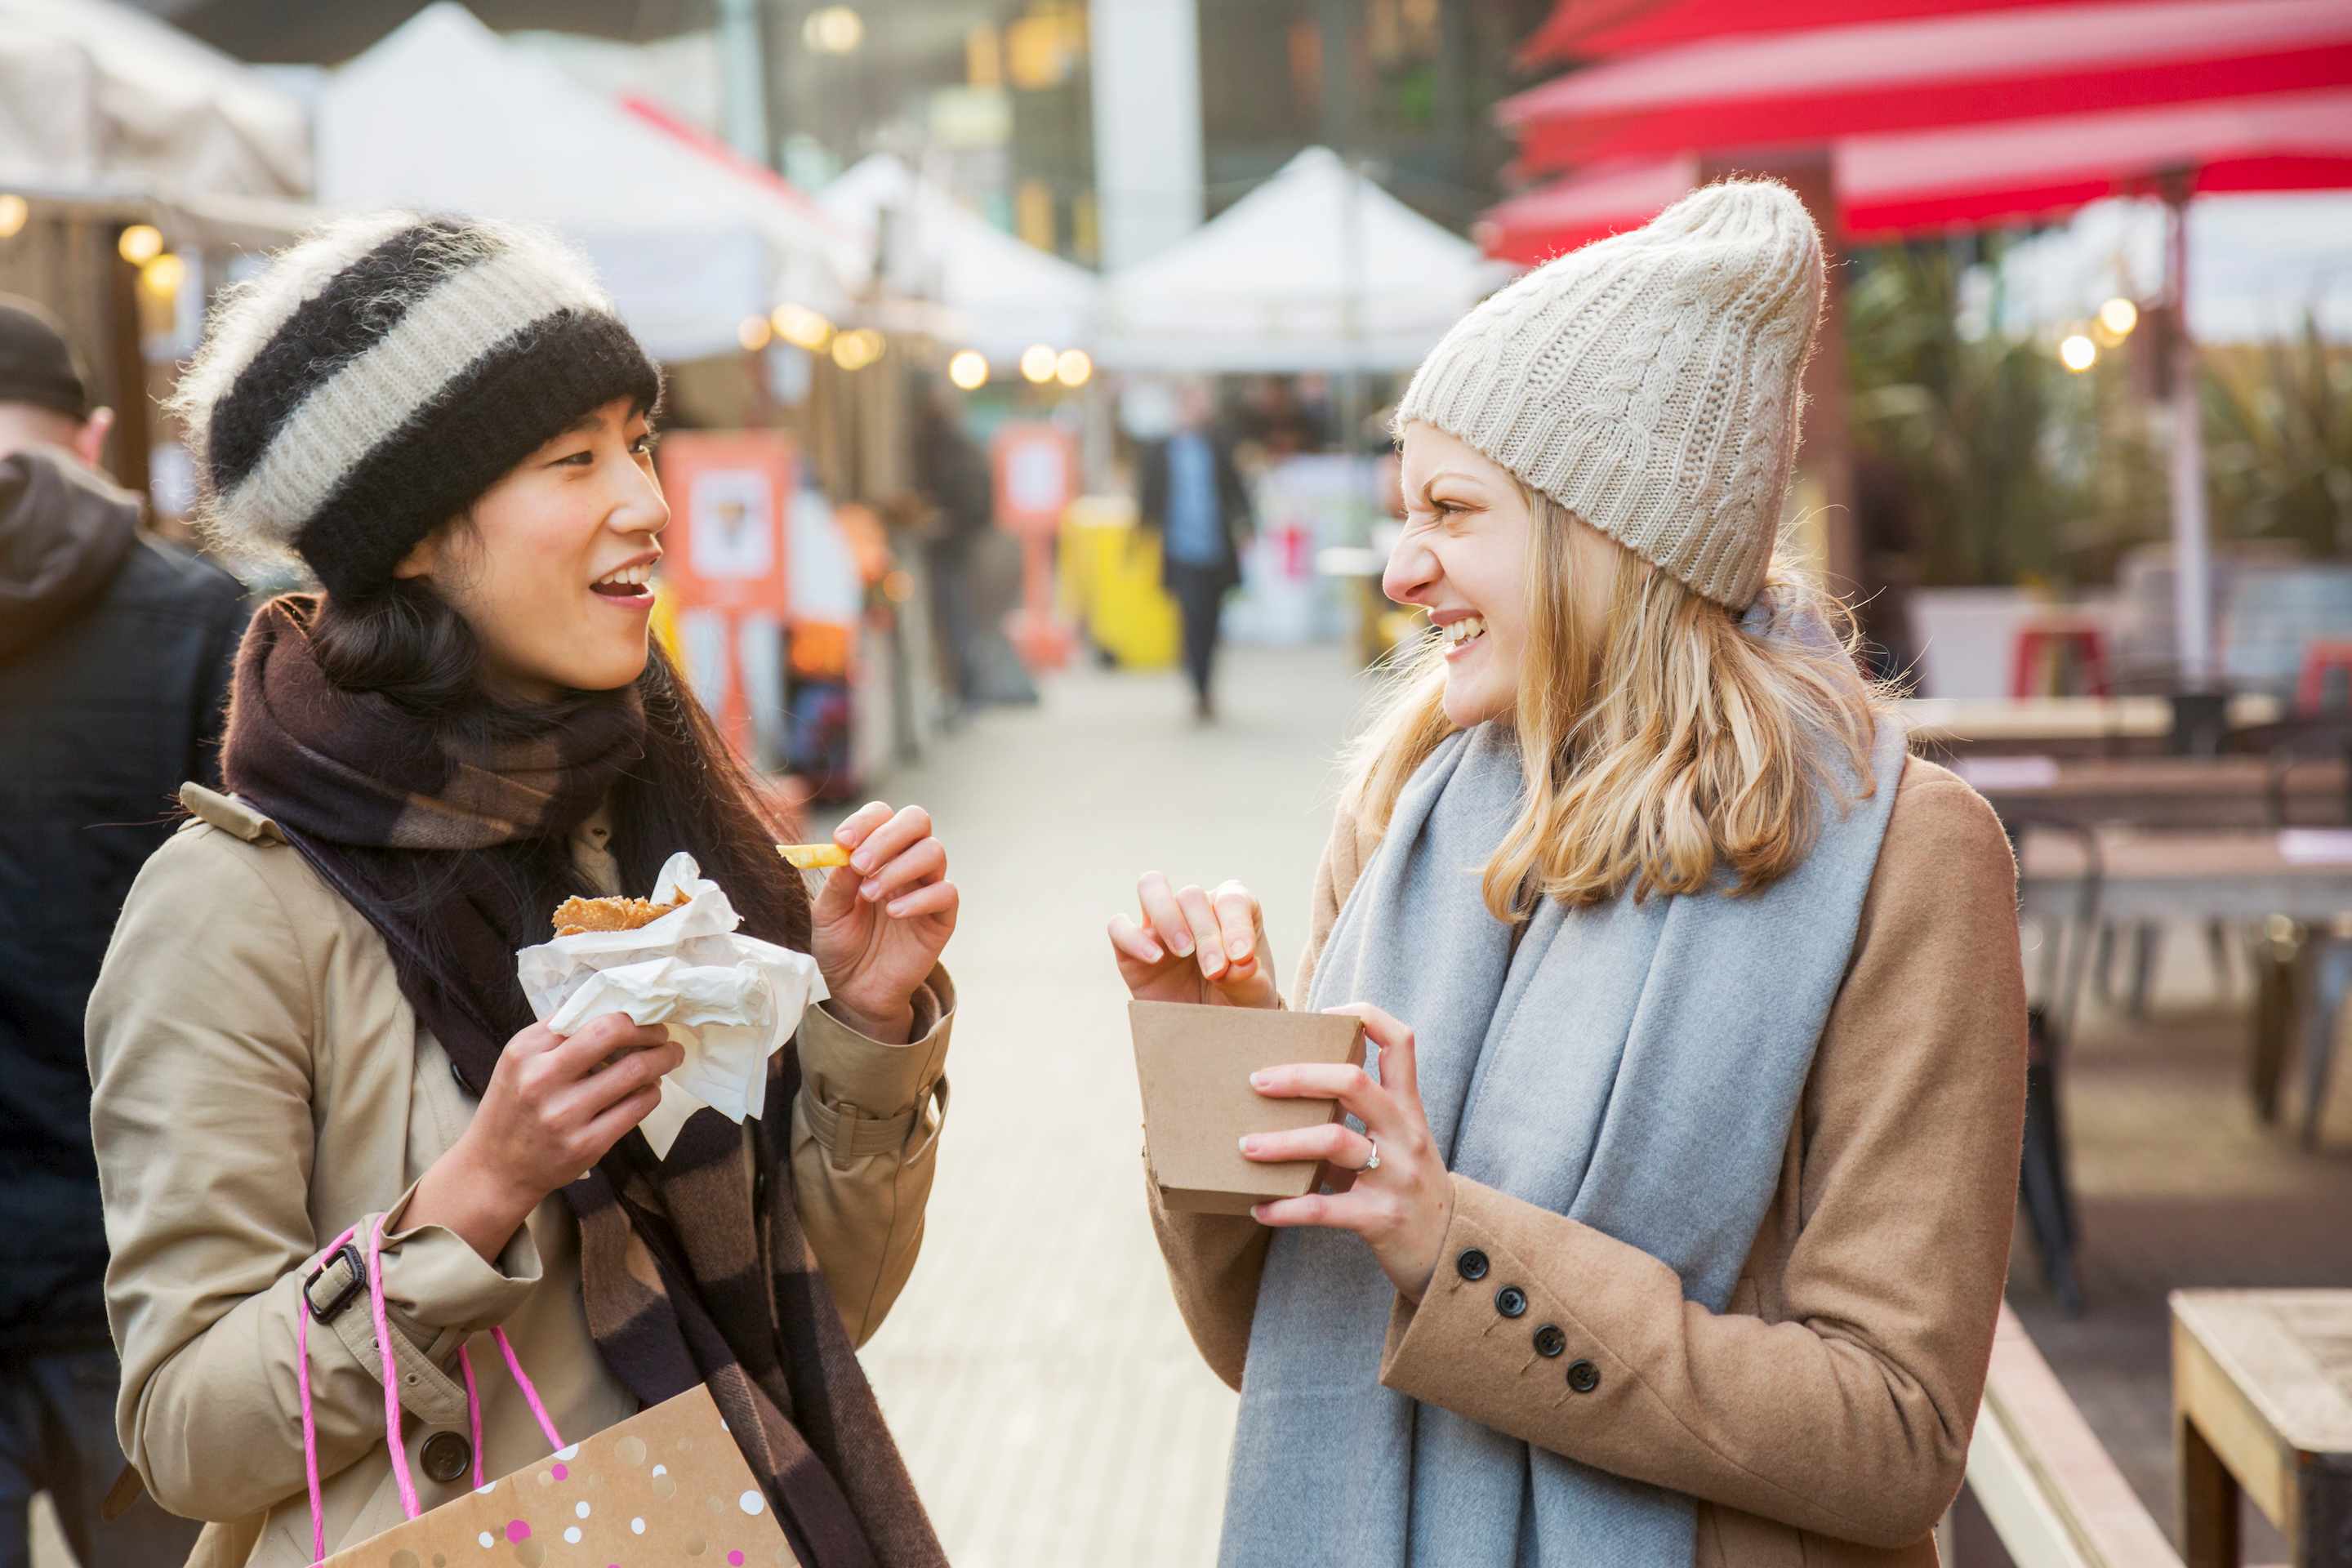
[1481,89,2352,260]
[1519,0,2165,65]
[1500,0,2352,172]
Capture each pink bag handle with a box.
[296,1215,565,1564]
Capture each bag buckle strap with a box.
[303,1241,366,1324]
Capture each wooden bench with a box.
[2172,1290,2352,1566]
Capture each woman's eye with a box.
[630,433,657,456]
[553,449,593,467]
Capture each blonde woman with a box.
[1108,182,2025,1566]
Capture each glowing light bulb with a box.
[2059,334,2097,372]
[0,194,28,240]
[738,314,773,352]
[118,224,163,265]
[140,252,186,297]
[947,350,989,390]
[1055,349,1093,388]
[2097,297,2138,338]
[1020,345,1057,384]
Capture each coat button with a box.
[1456,1249,1490,1282]
[1566,1359,1601,1393]
[1495,1285,1529,1319]
[1533,1324,1566,1358]
[420,1429,473,1483]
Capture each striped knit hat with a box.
[1395,180,1824,611]
[171,213,661,599]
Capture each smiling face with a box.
[1387,422,1625,729]
[394,396,667,698]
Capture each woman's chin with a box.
[1440,677,1512,729]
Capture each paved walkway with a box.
[837,644,1370,1568]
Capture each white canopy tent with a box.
[818,153,1100,363]
[0,0,309,199]
[316,2,857,362]
[1096,146,1499,374]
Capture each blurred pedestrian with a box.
[1110,183,2025,1566]
[1138,380,1255,722]
[0,295,237,1567]
[913,390,994,724]
[83,216,956,1565]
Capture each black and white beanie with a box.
[172,212,662,599]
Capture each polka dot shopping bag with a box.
[305,1217,795,1567]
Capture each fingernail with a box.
[1250,1071,1271,1089]
[1172,937,1194,956]
[1237,1136,1257,1155]
[886,898,909,916]
[1232,942,1252,960]
[860,880,881,900]
[1142,944,1165,963]
[850,853,873,874]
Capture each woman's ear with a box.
[392,532,436,582]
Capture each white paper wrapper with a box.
[517,852,827,1157]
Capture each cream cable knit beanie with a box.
[1395,179,1825,612]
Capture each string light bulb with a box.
[2097,297,2138,338]
[140,252,187,298]
[0,194,28,240]
[738,314,773,352]
[947,350,989,390]
[2059,333,2097,372]
[1019,345,1057,384]
[771,303,833,351]
[1055,349,1093,388]
[831,328,885,371]
[118,224,163,265]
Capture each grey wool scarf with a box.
[1220,599,1909,1567]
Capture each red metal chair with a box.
[2295,639,2352,715]
[2009,617,2112,699]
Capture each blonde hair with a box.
[1340,492,1895,919]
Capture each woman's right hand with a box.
[412,1013,682,1261]
[1108,872,1280,1010]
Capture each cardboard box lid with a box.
[1130,1001,1365,1212]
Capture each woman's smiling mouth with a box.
[1437,613,1488,657]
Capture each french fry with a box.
[777,842,851,870]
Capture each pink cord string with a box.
[296,1217,569,1562]
[364,1214,421,1521]
[492,1325,565,1451]
[296,1224,359,1565]
[457,1343,487,1489]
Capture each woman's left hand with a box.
[1241,1004,1454,1302]
[808,802,957,1045]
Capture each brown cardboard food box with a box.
[1131,1000,1367,1215]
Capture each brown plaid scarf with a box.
[222,597,942,1568]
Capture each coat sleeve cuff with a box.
[800,965,956,1156]
[1378,1174,1640,1441]
[297,1185,547,1428]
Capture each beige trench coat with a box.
[1148,755,2029,1567]
[86,785,954,1566]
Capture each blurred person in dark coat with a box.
[1138,381,1255,722]
[0,295,242,1566]
[915,391,996,724]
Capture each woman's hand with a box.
[808,801,958,1045]
[1108,872,1279,1010]
[414,1013,683,1262]
[1242,1004,1454,1302]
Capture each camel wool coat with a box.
[87,785,953,1567]
[1148,755,2028,1566]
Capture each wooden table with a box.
[1960,755,2350,832]
[2018,827,2352,929]
[2172,1290,2352,1566]
[1904,694,2286,758]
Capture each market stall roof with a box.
[1096,147,1499,374]
[315,2,857,360]
[1481,88,2352,261]
[1517,0,2171,64]
[815,154,1101,362]
[0,0,309,198]
[1499,0,2352,171]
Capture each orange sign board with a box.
[991,422,1078,537]
[653,431,797,758]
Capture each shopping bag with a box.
[303,1217,795,1566]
